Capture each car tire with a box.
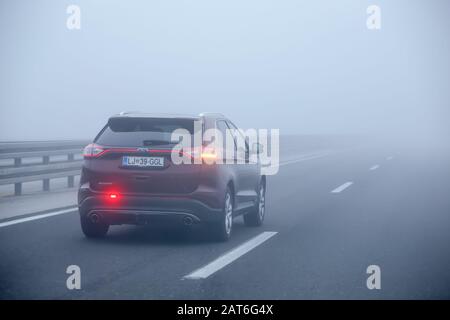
[244,181,265,227]
[80,214,109,238]
[211,187,234,242]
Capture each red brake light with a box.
[83,143,105,158]
[108,193,118,200]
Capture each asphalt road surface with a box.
[1,145,450,299]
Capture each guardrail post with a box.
[14,157,22,195]
[14,157,21,167]
[68,154,74,188]
[14,183,22,196]
[43,155,50,191]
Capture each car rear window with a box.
[95,117,197,147]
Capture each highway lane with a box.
[1,146,450,299]
[190,148,450,299]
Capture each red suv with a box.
[78,112,266,241]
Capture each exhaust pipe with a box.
[183,216,194,226]
[90,213,100,224]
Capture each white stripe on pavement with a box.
[331,182,353,193]
[369,165,380,171]
[0,206,77,228]
[183,231,278,280]
[279,151,332,167]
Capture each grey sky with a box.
[1,0,449,141]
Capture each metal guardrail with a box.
[0,135,359,196]
[0,140,90,195]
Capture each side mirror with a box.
[251,142,263,155]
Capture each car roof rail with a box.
[118,110,146,116]
[199,112,226,119]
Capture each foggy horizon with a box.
[1,0,449,142]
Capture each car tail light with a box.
[108,193,119,200]
[83,143,105,158]
[200,148,217,162]
[183,147,217,163]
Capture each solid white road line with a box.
[369,165,380,171]
[331,182,353,193]
[0,206,77,228]
[183,231,278,280]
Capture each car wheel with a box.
[244,182,265,227]
[211,187,234,242]
[80,214,109,238]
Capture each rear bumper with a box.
[84,209,206,226]
[78,189,223,226]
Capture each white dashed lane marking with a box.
[331,182,353,193]
[183,231,278,280]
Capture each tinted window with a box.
[227,121,248,149]
[216,120,230,148]
[95,117,196,147]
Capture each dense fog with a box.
[1,0,449,146]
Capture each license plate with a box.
[122,156,164,167]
